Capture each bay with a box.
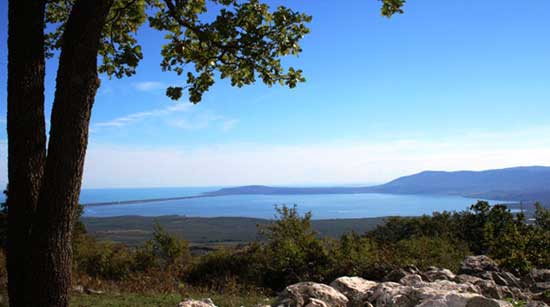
[82,190,506,219]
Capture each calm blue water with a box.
[82,189,506,219]
[79,187,219,204]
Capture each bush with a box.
[73,236,135,280]
[255,205,333,288]
[134,223,191,272]
[330,232,378,278]
[67,201,550,294]
[73,223,190,280]
[367,201,550,274]
[394,236,470,271]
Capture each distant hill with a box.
[204,166,550,201]
[370,166,550,201]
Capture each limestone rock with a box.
[330,276,378,303]
[416,292,481,307]
[455,274,482,285]
[273,282,348,307]
[400,274,425,286]
[465,296,513,307]
[460,256,499,276]
[475,280,505,299]
[178,298,217,307]
[303,298,328,307]
[531,269,550,283]
[424,268,457,282]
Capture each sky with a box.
[2,0,550,188]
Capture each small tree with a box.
[6,1,406,305]
[258,205,332,289]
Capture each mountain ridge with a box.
[203,166,550,201]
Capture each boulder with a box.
[535,282,550,292]
[384,269,411,282]
[460,256,499,276]
[367,278,488,306]
[492,271,522,288]
[424,268,457,282]
[273,282,348,307]
[416,292,481,307]
[422,280,479,294]
[72,285,84,294]
[330,276,378,303]
[465,297,513,307]
[303,298,328,307]
[531,269,550,283]
[455,275,482,285]
[178,298,217,307]
[532,291,550,304]
[368,282,420,307]
[400,274,425,286]
[475,280,505,299]
[84,288,104,295]
[383,265,422,283]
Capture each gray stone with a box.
[329,276,377,304]
[417,293,481,307]
[400,274,425,286]
[424,268,457,282]
[531,269,550,283]
[178,298,217,307]
[384,269,410,282]
[455,274,482,285]
[465,297,513,307]
[273,282,348,307]
[475,280,504,299]
[303,298,328,307]
[84,288,104,295]
[368,282,420,307]
[460,256,499,276]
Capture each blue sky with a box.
[2,0,550,188]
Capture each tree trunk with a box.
[27,0,113,306]
[6,0,47,305]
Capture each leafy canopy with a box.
[45,0,406,103]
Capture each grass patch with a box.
[71,291,273,307]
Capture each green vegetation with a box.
[1,201,549,305]
[70,291,272,307]
[82,215,386,247]
[186,201,550,290]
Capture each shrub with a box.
[135,223,191,272]
[73,223,190,280]
[330,232,378,278]
[393,236,470,271]
[73,236,135,280]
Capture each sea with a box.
[77,187,508,219]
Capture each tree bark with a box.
[27,0,113,306]
[6,0,47,305]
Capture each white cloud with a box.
[168,113,238,132]
[94,103,190,128]
[81,129,550,188]
[169,114,220,130]
[132,81,166,92]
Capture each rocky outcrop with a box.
[184,256,549,307]
[178,298,217,307]
[459,256,500,277]
[272,282,349,307]
[424,267,456,282]
[330,276,378,304]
